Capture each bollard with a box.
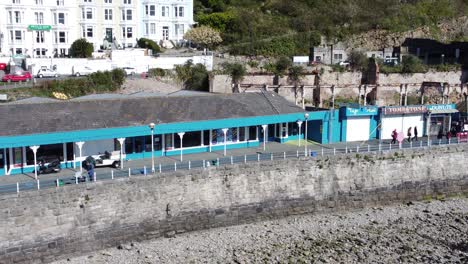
[203,160,206,169]
[379,143,381,152]
[189,161,191,170]
[258,153,260,162]
[244,154,247,163]
[296,150,299,158]
[368,145,370,152]
[333,148,336,155]
[94,172,97,182]
[76,176,78,184]
[389,143,392,151]
[57,178,59,188]
[231,156,233,164]
[439,139,441,145]
[144,166,147,175]
[128,168,131,177]
[321,148,324,156]
[111,170,114,179]
[217,158,220,167]
[410,141,412,149]
[17,182,19,194]
[159,163,162,173]
[284,152,286,159]
[420,141,422,148]
[37,180,40,190]
[174,162,177,171]
[271,153,273,161]
[449,138,451,145]
[356,146,359,153]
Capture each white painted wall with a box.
[381,115,424,140]
[346,117,371,142]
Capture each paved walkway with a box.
[0,135,454,188]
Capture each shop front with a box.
[340,106,379,142]
[380,105,427,140]
[426,104,458,136]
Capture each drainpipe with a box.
[328,109,333,144]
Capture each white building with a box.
[0,0,79,58]
[140,0,194,45]
[0,0,194,57]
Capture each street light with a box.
[304,113,309,155]
[29,146,40,180]
[261,125,267,151]
[149,122,155,173]
[178,132,185,161]
[222,128,228,156]
[296,120,303,147]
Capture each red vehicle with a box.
[0,63,6,71]
[1,71,32,83]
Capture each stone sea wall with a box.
[1,146,468,263]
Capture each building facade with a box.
[0,0,194,57]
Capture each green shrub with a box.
[69,38,94,58]
[401,55,427,73]
[148,68,167,78]
[137,38,161,54]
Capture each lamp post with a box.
[296,120,303,147]
[149,123,155,173]
[222,128,228,156]
[304,113,309,155]
[261,125,267,151]
[178,132,185,161]
[29,146,40,180]
[117,138,125,169]
[75,142,85,173]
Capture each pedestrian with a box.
[437,128,444,140]
[446,130,452,143]
[407,127,412,142]
[391,129,397,144]
[413,126,418,141]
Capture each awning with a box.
[429,109,458,114]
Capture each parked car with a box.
[1,71,32,83]
[122,67,136,76]
[72,66,94,77]
[339,61,350,67]
[37,67,58,78]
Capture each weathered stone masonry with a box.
[1,146,468,263]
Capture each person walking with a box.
[391,129,397,144]
[413,126,418,141]
[407,127,412,142]
[446,130,452,144]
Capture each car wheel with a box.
[7,79,11,83]
[75,73,80,77]
[113,161,120,168]
[38,74,43,78]
[54,74,58,78]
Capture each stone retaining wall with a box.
[1,146,468,263]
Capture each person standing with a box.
[446,130,452,143]
[391,129,397,144]
[413,126,418,141]
[407,127,412,142]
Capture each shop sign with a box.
[383,105,427,115]
[27,25,52,31]
[346,106,378,117]
[426,104,456,111]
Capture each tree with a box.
[175,60,210,91]
[288,65,306,86]
[273,56,292,77]
[401,55,427,73]
[184,26,222,50]
[348,50,368,71]
[69,38,94,58]
[222,62,246,92]
[137,38,161,54]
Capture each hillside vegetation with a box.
[194,0,468,56]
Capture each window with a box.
[58,13,65,24]
[104,0,112,3]
[14,11,21,23]
[175,6,184,17]
[36,48,46,56]
[15,30,22,40]
[56,0,64,5]
[83,8,93,19]
[126,27,132,38]
[36,0,43,4]
[104,9,113,20]
[35,12,44,24]
[126,9,132,20]
[84,0,92,2]
[123,0,131,4]
[161,6,169,17]
[150,5,155,16]
[86,27,93,38]
[145,23,148,35]
[150,23,156,34]
[334,53,343,60]
[12,0,21,3]
[36,31,44,43]
[175,24,184,35]
[59,32,66,43]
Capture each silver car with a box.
[37,68,58,78]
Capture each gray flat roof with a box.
[0,92,304,137]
